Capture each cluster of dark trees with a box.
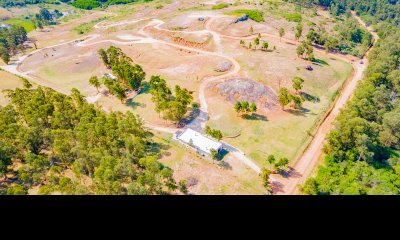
[149,76,193,126]
[287,0,373,56]
[0,0,152,10]
[298,0,400,195]
[0,0,58,8]
[0,25,27,64]
[32,8,58,30]
[67,0,148,10]
[0,81,184,195]
[234,101,257,117]
[307,16,372,57]
[289,0,400,28]
[96,46,146,102]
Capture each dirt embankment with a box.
[144,27,214,51]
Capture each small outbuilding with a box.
[176,128,222,156]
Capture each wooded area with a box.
[0,84,184,195]
[300,0,400,195]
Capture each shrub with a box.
[212,3,229,10]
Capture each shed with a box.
[177,128,222,155]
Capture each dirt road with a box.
[273,12,379,195]
[1,11,373,188]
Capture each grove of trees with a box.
[149,76,193,126]
[278,77,305,110]
[0,25,28,64]
[298,0,400,195]
[234,101,257,116]
[97,46,146,102]
[32,8,56,30]
[0,82,183,195]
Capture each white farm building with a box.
[176,128,222,155]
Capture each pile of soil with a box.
[217,78,278,110]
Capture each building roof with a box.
[177,128,222,154]
[105,73,117,80]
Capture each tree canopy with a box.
[0,84,179,195]
[300,0,400,195]
[0,25,27,64]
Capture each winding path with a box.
[1,11,373,185]
[1,15,260,174]
[273,11,379,195]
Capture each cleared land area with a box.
[0,0,363,194]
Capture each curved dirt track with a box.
[1,11,371,186]
[273,12,379,195]
[1,15,261,173]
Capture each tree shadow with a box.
[242,113,268,121]
[312,59,329,66]
[150,141,171,156]
[301,92,320,103]
[182,108,200,125]
[279,167,303,179]
[140,82,150,94]
[186,176,199,187]
[125,99,145,110]
[271,180,284,194]
[217,160,232,170]
[218,149,229,161]
[285,108,311,117]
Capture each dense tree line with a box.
[289,0,400,27]
[67,0,149,10]
[0,0,152,10]
[300,0,400,195]
[308,14,372,57]
[0,25,28,64]
[0,0,58,8]
[0,83,183,195]
[286,0,373,56]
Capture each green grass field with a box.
[225,9,264,22]
[1,18,35,32]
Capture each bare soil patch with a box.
[216,77,278,111]
[211,17,272,37]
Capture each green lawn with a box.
[225,9,264,22]
[2,18,35,32]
